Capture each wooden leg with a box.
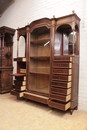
[75,106,78,110]
[70,109,73,115]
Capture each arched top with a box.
[17,26,26,40]
[31,26,50,36]
[29,18,51,32]
[18,34,26,40]
[56,24,72,35]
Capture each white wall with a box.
[0,0,87,111]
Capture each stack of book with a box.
[11,73,26,98]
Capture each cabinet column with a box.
[50,18,55,95]
[72,30,75,55]
[26,27,30,90]
[0,34,1,49]
[17,30,19,58]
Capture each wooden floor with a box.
[0,93,87,130]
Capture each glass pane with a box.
[29,26,50,94]
[68,31,77,55]
[54,32,62,56]
[63,34,69,55]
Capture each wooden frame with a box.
[12,13,80,114]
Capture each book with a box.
[11,90,25,97]
[52,75,72,81]
[14,57,26,62]
[15,86,26,91]
[52,81,71,88]
[20,69,26,73]
[53,69,72,75]
[14,80,26,86]
[53,62,72,68]
[54,56,73,62]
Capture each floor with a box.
[0,93,87,130]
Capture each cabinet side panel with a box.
[0,68,13,93]
[71,56,79,109]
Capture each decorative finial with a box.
[72,10,75,14]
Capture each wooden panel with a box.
[52,75,72,82]
[51,87,71,95]
[71,56,79,109]
[54,56,73,62]
[30,59,50,74]
[50,94,71,102]
[48,100,71,111]
[53,62,72,69]
[0,68,13,93]
[30,44,50,57]
[52,68,72,75]
[51,81,71,88]
[24,92,48,104]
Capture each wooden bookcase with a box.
[0,26,15,93]
[13,13,80,114]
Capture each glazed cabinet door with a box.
[29,25,51,95]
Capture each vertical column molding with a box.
[26,26,30,90]
[17,30,19,58]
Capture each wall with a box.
[0,0,87,111]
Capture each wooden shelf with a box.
[11,73,26,77]
[14,57,26,62]
[30,56,50,60]
[30,38,50,45]
[30,71,50,75]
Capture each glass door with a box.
[29,26,50,94]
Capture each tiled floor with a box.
[0,93,87,130]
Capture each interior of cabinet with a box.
[54,24,79,56]
[29,26,50,94]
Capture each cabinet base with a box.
[0,89,11,94]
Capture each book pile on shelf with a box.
[11,57,26,98]
[11,73,26,98]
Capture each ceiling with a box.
[0,0,14,16]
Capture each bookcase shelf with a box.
[12,73,26,77]
[30,38,50,45]
[11,57,26,97]
[30,56,50,60]
[30,72,50,75]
